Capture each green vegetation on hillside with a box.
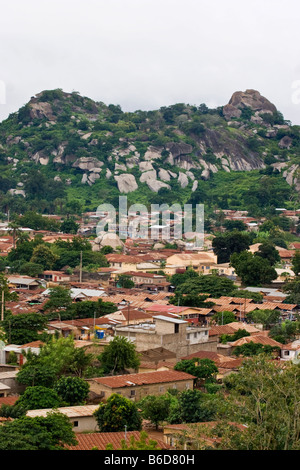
[0,88,299,219]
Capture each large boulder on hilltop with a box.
[223,89,277,120]
[29,101,56,120]
[222,104,242,119]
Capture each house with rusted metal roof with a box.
[87,370,196,402]
[67,430,171,450]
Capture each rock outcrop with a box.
[178,172,189,188]
[223,89,277,120]
[146,179,170,192]
[72,157,104,171]
[93,232,125,251]
[114,174,138,193]
[29,101,56,121]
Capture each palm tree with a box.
[8,221,22,249]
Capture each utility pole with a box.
[1,289,4,322]
[79,251,82,283]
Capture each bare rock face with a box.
[223,89,277,120]
[146,179,170,192]
[29,101,56,120]
[88,171,101,184]
[192,180,198,192]
[278,136,293,149]
[32,151,49,165]
[201,169,210,180]
[114,162,127,172]
[158,168,171,181]
[72,157,104,171]
[166,142,193,160]
[197,128,265,172]
[52,143,67,164]
[140,170,157,183]
[178,172,189,188]
[93,232,124,251]
[144,146,163,161]
[223,104,242,119]
[283,164,300,190]
[139,161,154,172]
[114,173,138,193]
[9,188,26,197]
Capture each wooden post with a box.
[79,251,82,283]
[1,289,4,322]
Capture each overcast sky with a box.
[1,0,300,124]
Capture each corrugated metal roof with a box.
[27,405,99,418]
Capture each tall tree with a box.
[1,312,47,344]
[7,221,22,249]
[54,376,90,406]
[138,395,172,429]
[218,356,300,450]
[30,244,58,270]
[255,241,280,266]
[212,231,251,263]
[98,336,140,375]
[230,250,277,286]
[94,394,142,432]
[174,358,218,384]
[291,250,300,276]
[43,286,73,314]
[0,412,77,450]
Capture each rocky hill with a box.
[0,88,299,216]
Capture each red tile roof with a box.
[229,335,283,348]
[91,370,195,388]
[0,396,19,406]
[67,431,170,450]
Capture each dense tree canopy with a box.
[212,231,251,263]
[174,358,218,383]
[16,336,93,387]
[53,376,90,406]
[94,394,142,432]
[173,273,236,298]
[0,412,77,450]
[1,312,47,344]
[230,250,277,286]
[15,386,61,410]
[138,395,172,429]
[98,335,140,375]
[219,356,300,450]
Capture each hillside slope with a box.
[0,88,299,216]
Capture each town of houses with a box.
[0,207,299,450]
